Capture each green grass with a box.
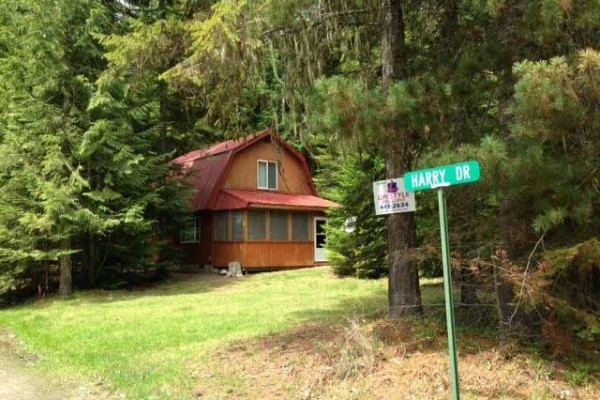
[0,268,394,400]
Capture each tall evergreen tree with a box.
[0,0,193,297]
[0,0,114,296]
[380,0,422,316]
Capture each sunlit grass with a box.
[0,267,398,399]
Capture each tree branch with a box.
[262,8,378,38]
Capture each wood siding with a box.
[199,212,212,264]
[209,210,323,269]
[211,242,314,269]
[179,206,326,269]
[180,212,212,265]
[223,139,314,195]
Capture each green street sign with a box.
[404,160,481,192]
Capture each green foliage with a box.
[309,75,446,149]
[564,362,600,386]
[512,53,595,148]
[311,77,384,145]
[544,238,600,284]
[510,50,600,240]
[0,0,113,294]
[0,0,193,298]
[318,151,387,278]
[163,0,265,133]
[307,76,446,281]
[0,0,599,309]
[540,238,600,342]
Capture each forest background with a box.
[0,0,599,343]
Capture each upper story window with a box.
[180,216,200,243]
[257,160,277,190]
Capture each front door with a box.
[314,217,328,262]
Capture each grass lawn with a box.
[4,268,596,400]
[0,267,399,399]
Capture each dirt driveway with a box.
[0,351,63,400]
[0,347,116,400]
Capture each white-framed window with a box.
[180,216,200,243]
[257,160,278,190]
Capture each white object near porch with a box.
[314,217,328,262]
[227,261,243,277]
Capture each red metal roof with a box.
[212,190,340,210]
[172,131,269,166]
[185,152,232,210]
[173,129,337,211]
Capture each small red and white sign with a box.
[373,178,416,215]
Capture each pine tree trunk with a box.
[58,238,73,297]
[83,232,99,286]
[89,233,98,284]
[381,0,422,317]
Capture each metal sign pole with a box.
[405,161,479,400]
[438,187,460,400]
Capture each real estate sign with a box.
[404,160,481,192]
[373,178,416,215]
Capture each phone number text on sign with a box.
[373,178,416,215]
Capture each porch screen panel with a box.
[270,210,288,241]
[216,212,227,241]
[292,212,309,241]
[248,210,266,240]
[231,211,244,241]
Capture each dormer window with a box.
[257,160,277,190]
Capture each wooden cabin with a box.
[172,129,339,270]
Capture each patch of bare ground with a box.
[0,329,120,400]
[192,319,600,400]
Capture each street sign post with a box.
[437,187,461,400]
[373,178,416,215]
[404,160,481,400]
